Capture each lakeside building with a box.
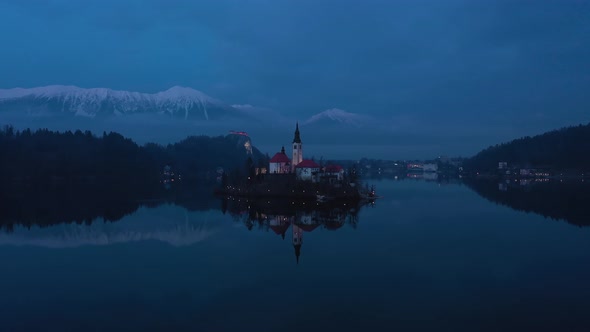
[269,146,291,174]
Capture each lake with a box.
[1,179,590,331]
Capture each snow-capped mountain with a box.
[304,108,372,126]
[0,85,245,120]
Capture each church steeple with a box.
[292,224,302,264]
[281,146,285,154]
[293,122,302,143]
[292,123,303,170]
[294,244,301,264]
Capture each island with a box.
[215,123,376,202]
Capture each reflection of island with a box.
[465,179,590,227]
[224,198,366,263]
[0,181,370,251]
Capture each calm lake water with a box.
[1,179,590,332]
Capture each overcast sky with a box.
[1,0,589,158]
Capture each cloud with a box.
[230,104,290,124]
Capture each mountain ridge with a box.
[0,85,240,120]
[304,108,372,126]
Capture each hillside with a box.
[0,126,267,185]
[464,123,590,172]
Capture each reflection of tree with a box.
[0,183,148,232]
[465,179,590,227]
[0,183,218,232]
[0,180,369,238]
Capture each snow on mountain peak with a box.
[155,86,217,102]
[304,108,371,126]
[0,85,227,120]
[0,85,81,100]
[153,86,222,120]
[0,85,219,102]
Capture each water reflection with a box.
[0,206,220,248]
[224,198,365,263]
[465,178,590,227]
[2,177,588,256]
[3,179,590,331]
[0,183,218,232]
[0,183,370,261]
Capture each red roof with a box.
[269,152,290,163]
[295,159,320,168]
[325,221,344,230]
[298,223,320,232]
[325,164,343,172]
[270,223,290,236]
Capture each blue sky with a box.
[1,0,589,158]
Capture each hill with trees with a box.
[463,123,590,173]
[0,126,266,186]
[0,126,267,231]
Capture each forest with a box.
[463,123,590,172]
[0,125,268,231]
[0,125,267,186]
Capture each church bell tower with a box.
[292,122,303,171]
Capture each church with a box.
[268,123,322,181]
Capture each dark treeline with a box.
[0,126,266,231]
[463,123,590,172]
[465,178,590,227]
[0,126,266,185]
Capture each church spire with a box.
[291,122,303,171]
[292,224,302,264]
[293,122,302,143]
[294,244,301,264]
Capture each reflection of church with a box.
[260,207,356,264]
[223,195,365,263]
